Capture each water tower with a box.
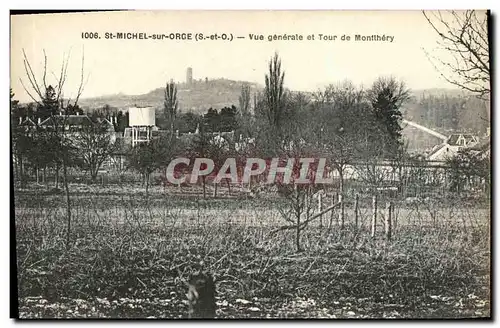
[128,106,156,147]
[186,67,193,85]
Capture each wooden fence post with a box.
[385,201,392,241]
[305,191,310,221]
[354,194,359,229]
[329,193,337,229]
[318,192,323,228]
[371,195,377,238]
[392,202,397,232]
[339,193,344,229]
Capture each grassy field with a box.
[14,183,491,319]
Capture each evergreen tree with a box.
[38,85,59,119]
[164,81,178,132]
[238,83,251,115]
[219,105,238,132]
[264,52,286,134]
[368,77,410,157]
[203,108,219,133]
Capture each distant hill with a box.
[78,78,263,115]
[78,81,467,115]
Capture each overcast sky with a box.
[10,10,477,103]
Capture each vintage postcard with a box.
[10,10,491,319]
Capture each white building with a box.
[427,133,480,161]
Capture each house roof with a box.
[427,143,446,158]
[40,115,93,127]
[19,117,37,126]
[428,134,490,161]
[39,115,115,131]
[446,133,478,146]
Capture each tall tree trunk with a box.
[164,168,167,193]
[19,156,24,188]
[296,212,301,252]
[226,178,231,194]
[339,166,345,229]
[14,154,19,184]
[202,176,206,199]
[213,183,218,198]
[295,189,301,252]
[55,164,60,189]
[398,165,403,196]
[91,165,98,183]
[63,161,72,248]
[145,173,150,197]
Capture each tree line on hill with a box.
[405,93,489,135]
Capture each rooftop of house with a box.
[446,133,479,146]
[36,114,112,129]
[427,133,488,160]
[427,143,447,158]
[18,117,37,126]
[40,115,94,127]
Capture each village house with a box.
[427,133,481,162]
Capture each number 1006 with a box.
[82,32,99,39]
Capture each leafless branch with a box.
[55,50,71,103]
[72,48,87,106]
[18,77,41,105]
[42,49,48,92]
[422,10,490,101]
[21,49,44,101]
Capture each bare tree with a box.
[19,48,87,248]
[20,48,88,109]
[312,84,336,105]
[275,184,341,252]
[188,127,228,199]
[127,133,178,197]
[75,119,118,182]
[423,10,490,102]
[276,185,315,252]
[315,82,368,227]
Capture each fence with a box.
[14,181,489,244]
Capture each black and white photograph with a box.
[10,10,491,319]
